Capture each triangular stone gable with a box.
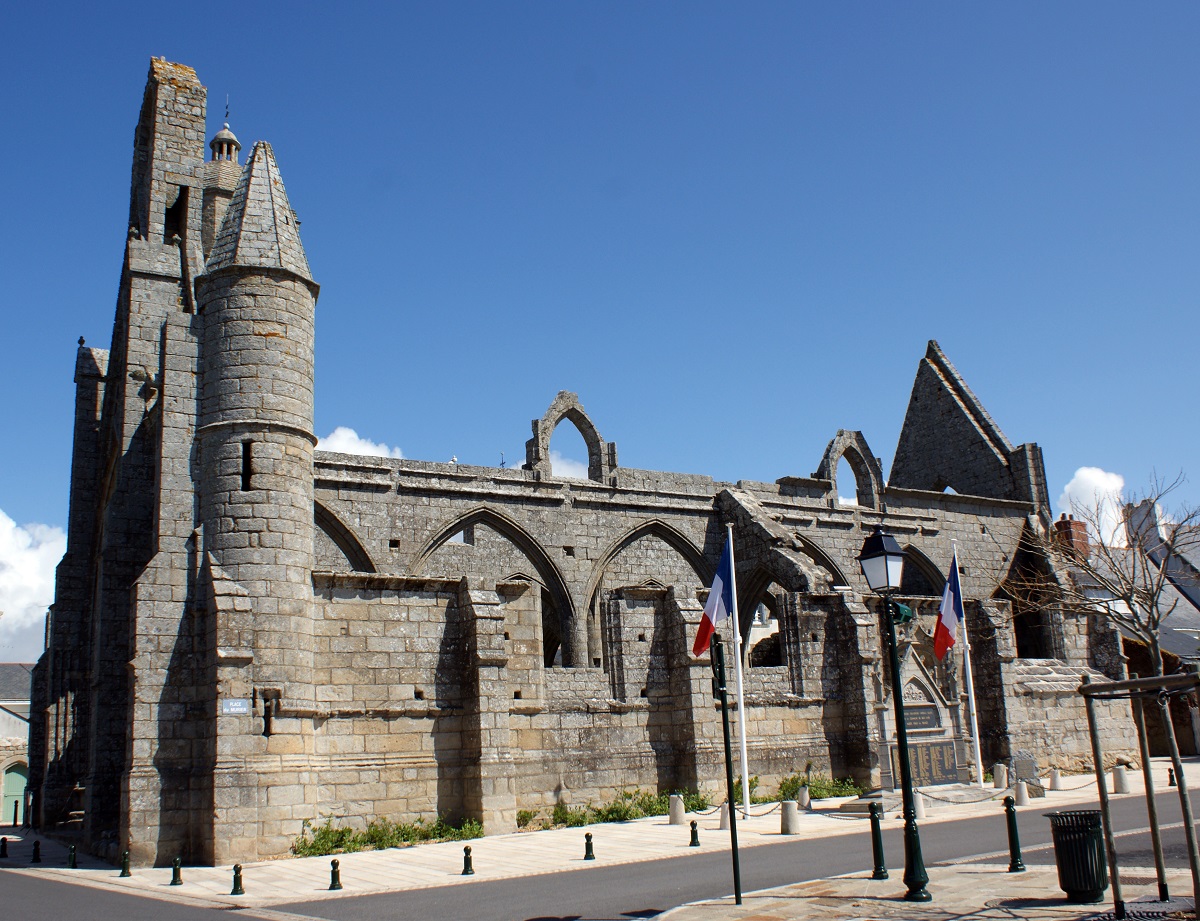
[890,340,1049,515]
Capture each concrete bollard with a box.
[689,820,700,847]
[993,763,1008,789]
[796,787,811,809]
[1014,781,1029,807]
[584,832,595,861]
[1113,765,1130,795]
[231,864,245,896]
[719,803,729,830]
[31,840,41,864]
[119,850,131,878]
[170,856,182,885]
[781,801,800,835]
[914,792,926,820]
[668,794,685,825]
[329,858,343,890]
[461,845,474,876]
[1049,769,1062,791]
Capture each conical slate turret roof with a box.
[206,140,313,282]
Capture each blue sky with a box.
[1,3,1198,656]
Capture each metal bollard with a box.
[0,837,7,858]
[1003,796,1025,872]
[120,850,131,877]
[231,864,245,896]
[668,794,685,825]
[689,820,700,847]
[1014,781,1029,807]
[170,856,182,885]
[584,832,595,861]
[1113,764,1130,794]
[31,840,41,864]
[11,801,17,827]
[329,858,342,890]
[461,845,474,876]
[1169,767,1177,787]
[869,802,888,880]
[69,845,77,869]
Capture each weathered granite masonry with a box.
[29,59,1136,867]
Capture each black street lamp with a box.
[858,525,931,902]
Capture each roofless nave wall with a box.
[28,59,1134,866]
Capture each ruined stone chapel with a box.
[29,59,1134,867]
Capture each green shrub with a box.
[776,772,862,801]
[291,814,483,857]
[516,809,536,828]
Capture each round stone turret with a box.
[209,122,241,163]
[195,140,319,706]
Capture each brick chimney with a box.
[1054,513,1090,558]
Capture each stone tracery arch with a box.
[524,391,618,484]
[815,430,884,511]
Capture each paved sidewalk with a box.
[0,756,1197,918]
[659,864,1196,921]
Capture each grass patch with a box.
[292,815,484,857]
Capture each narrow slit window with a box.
[241,441,253,491]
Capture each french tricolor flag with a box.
[934,550,965,660]
[693,533,735,657]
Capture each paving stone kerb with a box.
[29,57,1137,868]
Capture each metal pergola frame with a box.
[1079,671,1200,920]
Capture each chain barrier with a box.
[919,786,1009,805]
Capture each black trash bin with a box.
[1045,810,1108,903]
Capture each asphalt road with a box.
[2,790,1198,921]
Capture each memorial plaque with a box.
[904,705,941,731]
[891,740,958,786]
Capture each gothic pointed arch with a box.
[523,391,618,484]
[314,501,376,573]
[900,544,945,597]
[411,504,575,638]
[585,520,707,608]
[815,430,884,511]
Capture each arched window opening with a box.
[548,420,590,480]
[1014,610,1059,659]
[745,582,785,668]
[541,588,563,667]
[836,455,859,507]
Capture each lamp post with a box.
[858,525,931,902]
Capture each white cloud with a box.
[317,426,403,459]
[1058,466,1126,546]
[550,450,589,480]
[0,509,65,662]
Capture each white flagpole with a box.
[953,540,985,787]
[726,524,753,817]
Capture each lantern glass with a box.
[858,527,905,594]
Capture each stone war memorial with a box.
[29,59,1136,867]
